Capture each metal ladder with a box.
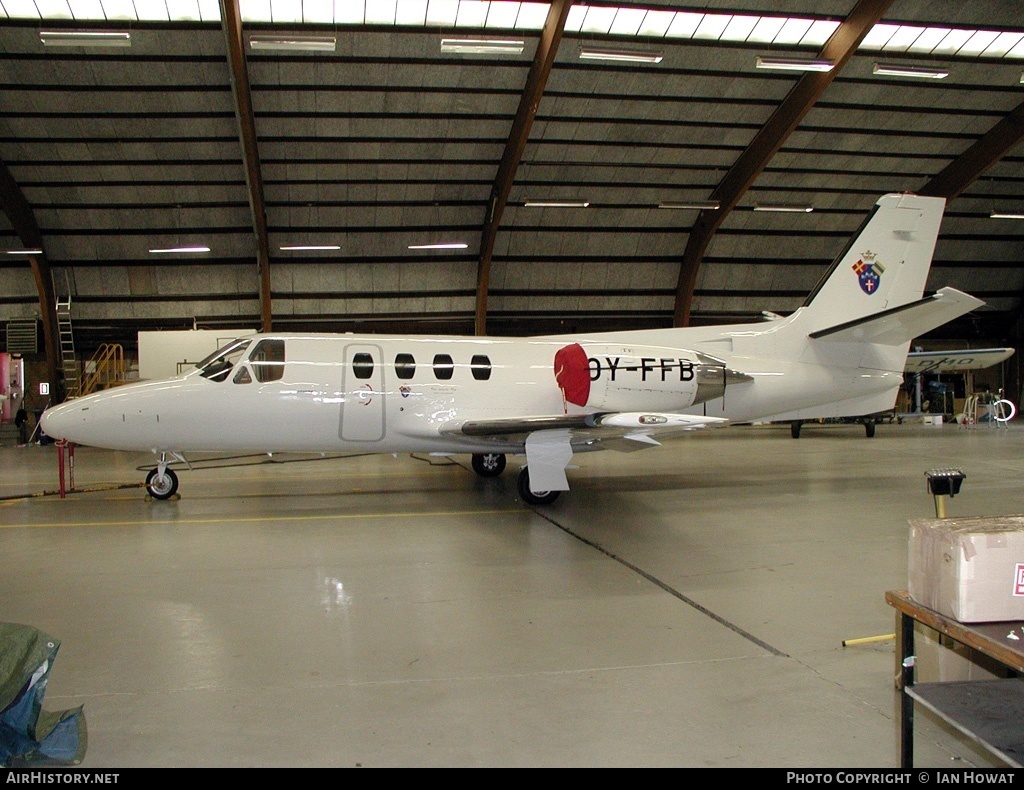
[54,274,79,398]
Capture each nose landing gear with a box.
[471,452,507,477]
[145,451,183,500]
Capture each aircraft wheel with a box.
[146,467,179,500]
[864,420,876,438]
[517,467,560,506]
[790,421,802,439]
[471,452,506,478]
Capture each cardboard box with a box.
[912,622,1009,683]
[908,515,1024,623]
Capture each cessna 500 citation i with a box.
[41,193,983,504]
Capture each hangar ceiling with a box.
[1,0,1023,371]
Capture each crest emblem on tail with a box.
[852,251,885,295]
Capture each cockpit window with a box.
[197,339,251,383]
[249,339,286,383]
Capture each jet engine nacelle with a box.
[554,343,749,412]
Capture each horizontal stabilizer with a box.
[905,347,1015,374]
[808,287,984,346]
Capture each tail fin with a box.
[799,193,946,335]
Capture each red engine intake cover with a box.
[554,343,590,407]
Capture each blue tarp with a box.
[0,623,87,767]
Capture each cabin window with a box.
[394,353,416,380]
[433,354,454,380]
[470,354,492,381]
[249,339,286,383]
[197,339,251,383]
[352,352,374,380]
[233,366,252,385]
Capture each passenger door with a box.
[339,344,385,441]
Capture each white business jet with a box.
[41,193,983,504]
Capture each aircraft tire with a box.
[790,421,802,439]
[517,467,560,506]
[146,467,179,500]
[864,420,876,438]
[471,452,506,477]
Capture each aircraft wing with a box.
[905,347,1015,374]
[808,287,985,345]
[442,412,727,452]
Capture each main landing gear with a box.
[470,453,559,505]
[516,467,560,506]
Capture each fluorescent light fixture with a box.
[440,38,525,54]
[407,242,469,250]
[149,246,211,254]
[524,200,591,208]
[659,201,721,210]
[990,211,1024,219]
[279,245,341,251]
[39,30,131,47]
[755,56,835,72]
[4,248,43,255]
[872,63,948,79]
[249,35,337,52]
[579,47,663,64]
[754,204,814,213]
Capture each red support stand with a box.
[56,440,75,498]
[57,439,66,498]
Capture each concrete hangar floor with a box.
[1,420,1020,768]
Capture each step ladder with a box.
[80,343,126,396]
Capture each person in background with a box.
[15,405,29,444]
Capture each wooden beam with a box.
[919,101,1024,200]
[474,0,573,336]
[672,0,894,327]
[922,100,1024,333]
[221,0,272,331]
[0,160,62,402]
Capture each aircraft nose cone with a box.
[40,403,71,441]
